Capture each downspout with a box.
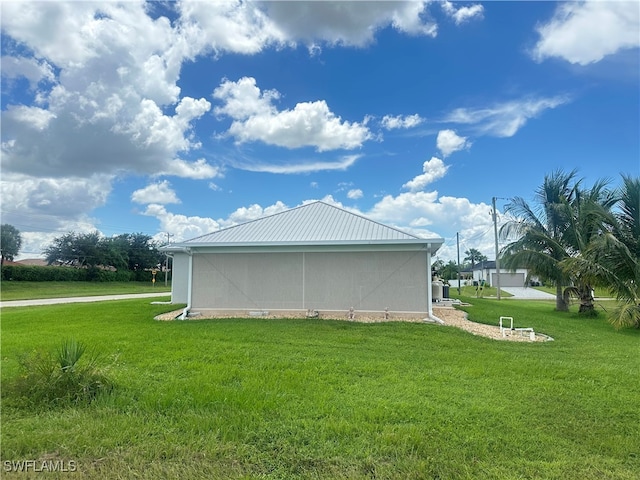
[427,244,445,324]
[179,248,193,320]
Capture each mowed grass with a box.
[0,281,170,301]
[1,298,639,479]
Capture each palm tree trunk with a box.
[555,283,568,311]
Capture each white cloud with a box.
[444,96,570,137]
[403,157,449,192]
[1,56,55,86]
[159,158,221,180]
[347,189,364,200]
[214,77,371,151]
[437,129,470,157]
[177,0,290,56]
[441,1,484,25]
[142,204,221,243]
[1,171,120,259]
[381,114,424,130]
[131,181,181,205]
[223,201,289,227]
[235,154,361,174]
[262,1,438,47]
[532,1,640,65]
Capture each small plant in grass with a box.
[10,338,115,407]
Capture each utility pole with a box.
[164,232,173,286]
[456,232,461,295]
[492,197,501,300]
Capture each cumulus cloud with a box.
[381,114,424,130]
[223,201,289,227]
[142,204,221,243]
[177,0,293,57]
[347,189,364,200]
[532,1,640,65]
[0,172,112,251]
[213,77,371,151]
[403,157,449,192]
[1,55,55,86]
[131,181,181,205]
[441,1,484,25]
[444,96,570,137]
[262,1,438,47]
[437,129,470,157]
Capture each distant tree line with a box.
[44,231,163,272]
[0,228,169,282]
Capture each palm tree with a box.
[564,175,639,327]
[500,169,580,311]
[464,248,487,270]
[559,179,618,314]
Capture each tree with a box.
[441,260,460,281]
[1,224,23,266]
[44,231,161,273]
[558,179,617,314]
[464,248,487,270]
[500,169,580,311]
[563,175,639,327]
[114,233,161,271]
[45,231,103,267]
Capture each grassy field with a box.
[0,281,171,301]
[1,297,638,479]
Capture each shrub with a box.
[1,265,138,282]
[9,339,115,407]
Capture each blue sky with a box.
[1,1,638,262]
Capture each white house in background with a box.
[161,201,444,319]
[471,261,534,287]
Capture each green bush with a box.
[8,339,115,408]
[0,265,154,282]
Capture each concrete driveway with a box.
[501,287,555,299]
[0,292,170,308]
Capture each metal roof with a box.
[166,201,443,249]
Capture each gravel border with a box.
[154,305,551,342]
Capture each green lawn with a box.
[0,281,170,301]
[1,297,638,479]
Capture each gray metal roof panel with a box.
[173,201,441,246]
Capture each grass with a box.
[1,297,638,479]
[0,281,170,301]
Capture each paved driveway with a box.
[501,287,555,299]
[0,292,170,308]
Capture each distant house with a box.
[471,261,534,287]
[16,258,49,267]
[162,201,444,319]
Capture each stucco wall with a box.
[170,252,190,304]
[190,250,429,313]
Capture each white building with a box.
[471,261,532,287]
[162,201,444,319]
